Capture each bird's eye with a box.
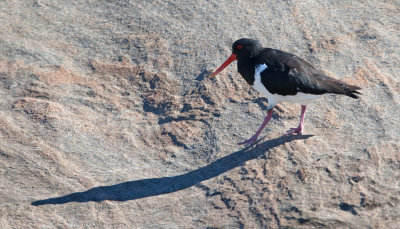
[237,45,243,50]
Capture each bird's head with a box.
[232,38,262,59]
[210,38,262,78]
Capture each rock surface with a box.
[1,0,399,228]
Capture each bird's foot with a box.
[238,135,258,146]
[286,126,303,135]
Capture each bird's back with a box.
[257,48,361,99]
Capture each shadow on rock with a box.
[32,135,313,206]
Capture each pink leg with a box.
[286,105,306,135]
[238,109,273,145]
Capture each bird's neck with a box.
[236,47,264,85]
[237,57,257,85]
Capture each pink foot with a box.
[286,105,306,135]
[238,109,273,146]
[286,126,303,135]
[238,135,258,145]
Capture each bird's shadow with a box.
[31,135,313,206]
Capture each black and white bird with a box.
[210,38,361,145]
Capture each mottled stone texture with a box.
[0,0,399,228]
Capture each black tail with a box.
[318,75,362,99]
[345,85,362,99]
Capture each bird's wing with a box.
[259,49,361,98]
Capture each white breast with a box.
[252,64,323,106]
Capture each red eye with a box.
[237,45,243,50]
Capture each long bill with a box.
[209,54,237,78]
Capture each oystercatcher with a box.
[210,38,361,145]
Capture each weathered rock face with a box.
[1,0,399,228]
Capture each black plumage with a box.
[233,39,361,98]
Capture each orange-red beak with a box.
[209,54,237,78]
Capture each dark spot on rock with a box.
[360,197,366,207]
[360,34,377,40]
[221,197,234,210]
[0,150,10,158]
[298,218,309,224]
[195,68,210,81]
[165,132,187,149]
[290,206,301,214]
[201,95,215,106]
[87,90,96,97]
[325,167,332,178]
[339,202,357,215]
[351,176,363,183]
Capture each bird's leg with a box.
[238,108,273,145]
[286,105,306,135]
